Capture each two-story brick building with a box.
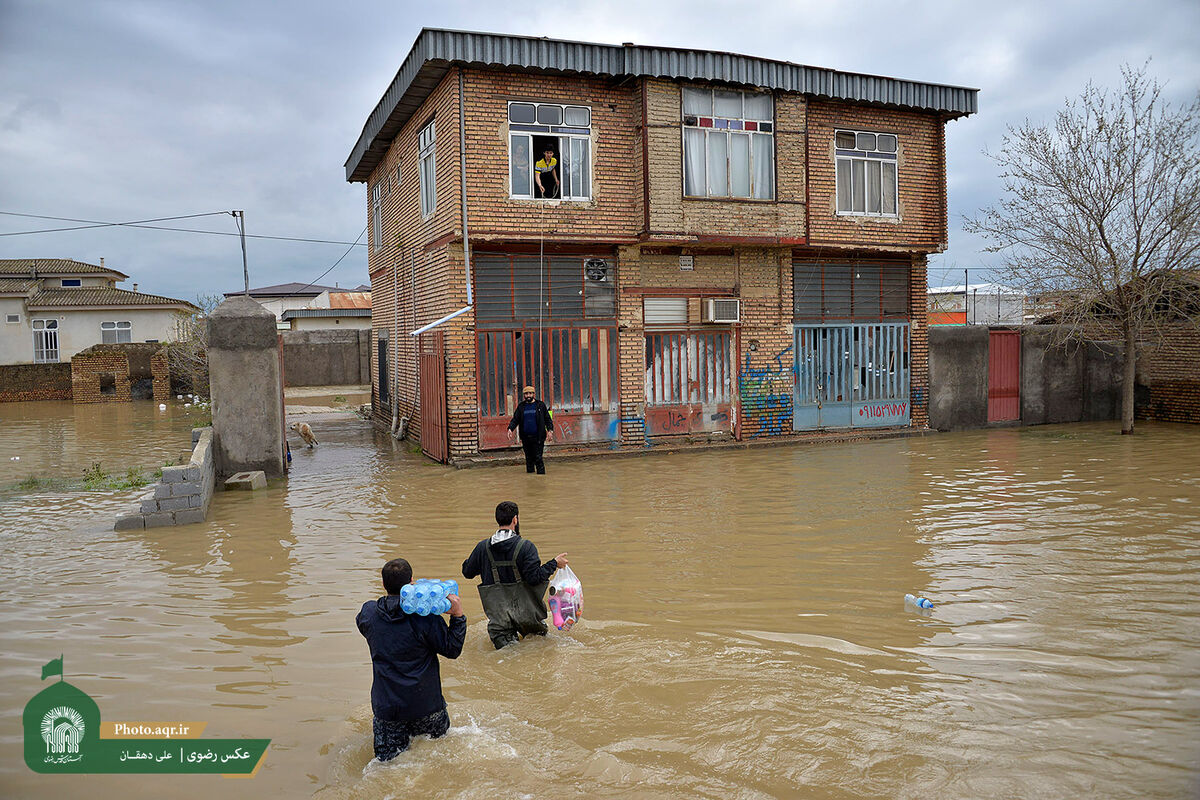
[346,29,977,462]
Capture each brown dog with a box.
[290,421,319,448]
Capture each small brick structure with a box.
[1138,324,1200,424]
[71,343,170,404]
[0,362,73,402]
[115,427,215,530]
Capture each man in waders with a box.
[507,385,554,474]
[462,501,568,649]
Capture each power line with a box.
[0,210,367,247]
[281,226,367,299]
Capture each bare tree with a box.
[966,64,1200,433]
[164,293,222,397]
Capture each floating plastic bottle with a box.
[904,593,933,609]
[401,578,459,616]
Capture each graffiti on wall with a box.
[739,345,794,438]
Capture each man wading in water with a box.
[508,385,554,474]
[462,501,567,649]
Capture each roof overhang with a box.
[346,28,980,183]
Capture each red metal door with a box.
[420,332,448,463]
[988,330,1020,422]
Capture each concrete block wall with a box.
[281,329,371,386]
[0,362,73,402]
[114,427,215,530]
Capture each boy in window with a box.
[535,148,559,198]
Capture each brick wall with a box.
[645,78,807,243]
[0,362,73,402]
[806,100,947,252]
[1137,323,1200,423]
[70,343,169,404]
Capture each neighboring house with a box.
[347,29,978,461]
[0,259,197,365]
[927,283,1025,325]
[224,282,341,327]
[282,288,373,329]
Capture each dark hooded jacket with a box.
[462,534,558,587]
[356,594,466,721]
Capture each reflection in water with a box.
[0,414,1197,799]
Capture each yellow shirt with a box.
[535,157,557,173]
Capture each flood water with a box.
[1,405,1198,799]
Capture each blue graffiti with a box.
[739,345,794,439]
[608,416,653,448]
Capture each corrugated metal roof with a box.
[281,308,372,319]
[328,291,372,309]
[26,287,197,310]
[225,282,340,298]
[347,28,979,181]
[0,258,129,278]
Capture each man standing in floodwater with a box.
[357,558,466,761]
[462,501,567,649]
[508,385,554,474]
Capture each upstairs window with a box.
[835,130,898,216]
[682,86,774,200]
[371,181,383,250]
[60,278,82,287]
[508,102,592,201]
[101,320,132,343]
[419,121,436,217]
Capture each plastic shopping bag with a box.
[548,565,583,632]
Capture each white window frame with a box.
[60,278,82,287]
[507,101,593,202]
[5,313,19,323]
[419,121,436,218]
[681,86,775,200]
[371,181,383,250]
[33,318,59,363]
[101,320,132,344]
[835,129,899,217]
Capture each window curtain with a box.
[706,132,729,196]
[684,128,706,196]
[752,133,773,199]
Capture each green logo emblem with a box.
[24,656,270,775]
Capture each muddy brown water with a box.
[0,404,1197,799]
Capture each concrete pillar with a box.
[207,296,286,479]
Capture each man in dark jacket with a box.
[462,500,567,649]
[508,385,554,474]
[356,557,466,761]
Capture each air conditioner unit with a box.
[702,298,740,323]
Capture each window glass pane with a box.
[118,321,130,329]
[571,138,590,199]
[877,134,897,153]
[836,160,852,211]
[535,105,563,125]
[752,133,774,199]
[48,320,57,329]
[102,322,115,329]
[835,131,857,149]
[682,86,711,116]
[881,161,897,214]
[866,160,882,213]
[510,135,531,196]
[564,106,590,126]
[851,160,865,212]
[706,131,729,196]
[713,90,742,118]
[509,103,536,123]
[683,128,706,196]
[743,92,772,121]
[856,132,877,151]
[730,133,751,197]
[560,137,572,196]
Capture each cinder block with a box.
[140,499,160,514]
[224,471,267,491]
[171,481,203,497]
[113,514,145,531]
[188,494,202,507]
[143,511,176,528]
[154,484,173,500]
[183,466,202,482]
[174,508,206,525]
[161,465,187,483]
[156,496,191,512]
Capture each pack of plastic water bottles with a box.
[400,579,459,616]
[548,566,583,631]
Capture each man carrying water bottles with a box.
[356,557,466,761]
[462,501,567,649]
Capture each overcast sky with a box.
[1,0,1197,301]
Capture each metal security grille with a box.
[644,331,733,406]
[852,323,910,402]
[794,323,910,429]
[474,254,615,324]
[793,261,910,322]
[478,326,617,416]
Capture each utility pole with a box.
[233,210,249,295]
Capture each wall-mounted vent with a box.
[702,298,740,323]
[584,258,610,282]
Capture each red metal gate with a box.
[988,329,1021,422]
[644,330,734,436]
[420,332,448,463]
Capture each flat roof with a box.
[347,28,980,182]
